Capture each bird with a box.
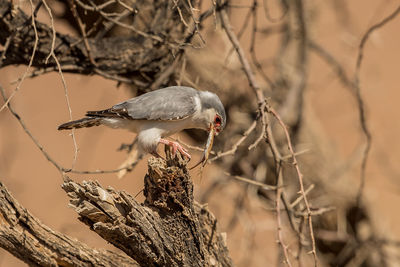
[58,86,226,162]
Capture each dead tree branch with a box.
[62,154,232,267]
[0,154,232,266]
[218,4,317,265]
[0,181,138,266]
[0,0,190,89]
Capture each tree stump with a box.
[0,151,232,266]
[61,153,232,267]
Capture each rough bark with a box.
[0,181,138,266]
[62,153,232,267]
[0,153,232,266]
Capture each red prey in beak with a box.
[190,124,216,169]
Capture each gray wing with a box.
[86,86,198,121]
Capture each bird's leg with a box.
[159,139,191,160]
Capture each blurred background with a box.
[1,0,400,266]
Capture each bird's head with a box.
[198,91,226,136]
[191,91,226,168]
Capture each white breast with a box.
[101,117,202,154]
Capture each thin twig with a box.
[223,3,253,65]
[95,9,132,39]
[354,5,400,206]
[219,5,297,265]
[290,184,315,208]
[9,66,84,83]
[65,163,139,175]
[75,0,164,42]
[173,0,189,27]
[269,107,318,266]
[0,0,39,113]
[0,83,137,176]
[219,8,264,102]
[294,206,335,217]
[0,85,64,173]
[249,0,274,88]
[281,149,310,161]
[276,164,293,266]
[223,172,277,190]
[220,6,268,152]
[308,40,356,94]
[150,52,183,90]
[42,0,79,168]
[115,0,134,12]
[185,0,205,45]
[296,217,305,267]
[248,102,267,150]
[68,0,96,65]
[262,0,288,23]
[0,35,14,68]
[209,120,257,162]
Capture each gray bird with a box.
[58,86,226,162]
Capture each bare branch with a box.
[0,0,190,90]
[0,0,38,113]
[0,181,138,266]
[354,5,400,205]
[269,107,318,266]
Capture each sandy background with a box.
[1,0,400,266]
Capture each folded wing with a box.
[87,86,198,121]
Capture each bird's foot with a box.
[159,139,191,160]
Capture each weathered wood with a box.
[0,0,189,88]
[0,154,232,266]
[62,154,233,267]
[0,181,139,267]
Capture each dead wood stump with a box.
[0,154,232,266]
[62,154,232,267]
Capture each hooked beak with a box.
[190,124,216,169]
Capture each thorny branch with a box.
[270,107,317,266]
[218,4,317,266]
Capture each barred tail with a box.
[58,117,102,130]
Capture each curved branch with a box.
[0,181,138,266]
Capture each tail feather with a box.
[86,108,131,119]
[58,117,102,130]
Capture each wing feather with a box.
[112,86,198,121]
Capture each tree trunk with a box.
[0,153,232,266]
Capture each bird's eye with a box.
[214,115,221,126]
